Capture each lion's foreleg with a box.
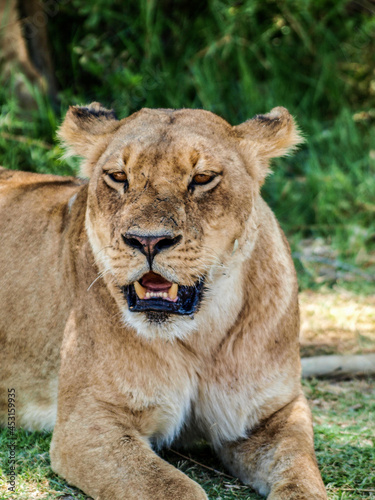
[50,412,207,500]
[218,394,327,499]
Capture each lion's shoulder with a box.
[0,167,87,207]
[0,167,80,188]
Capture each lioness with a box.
[0,103,327,499]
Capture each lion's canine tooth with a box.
[168,283,178,300]
[134,281,146,299]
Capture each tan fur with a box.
[0,104,326,499]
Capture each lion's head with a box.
[59,103,302,340]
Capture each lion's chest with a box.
[137,375,255,449]
[118,349,295,450]
[153,375,295,450]
[124,367,256,449]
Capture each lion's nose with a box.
[123,233,182,266]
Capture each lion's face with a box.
[60,104,302,339]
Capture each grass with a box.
[306,378,375,499]
[1,378,374,499]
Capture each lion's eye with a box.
[105,171,129,192]
[192,173,215,185]
[109,171,128,183]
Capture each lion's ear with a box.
[234,107,304,183]
[58,103,122,174]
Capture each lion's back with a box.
[0,167,85,430]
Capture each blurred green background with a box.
[1,0,374,291]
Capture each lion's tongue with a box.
[141,272,172,291]
[135,272,178,301]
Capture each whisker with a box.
[111,309,125,322]
[87,269,111,292]
[95,245,112,256]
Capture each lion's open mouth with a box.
[124,272,204,316]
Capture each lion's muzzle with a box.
[123,232,182,267]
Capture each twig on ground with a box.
[168,449,237,481]
[327,486,375,493]
[301,354,375,378]
[337,431,374,438]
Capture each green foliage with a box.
[0,0,374,289]
[49,0,375,117]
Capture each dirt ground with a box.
[299,289,375,357]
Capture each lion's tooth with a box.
[134,281,146,299]
[168,283,178,300]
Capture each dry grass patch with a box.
[300,289,375,357]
